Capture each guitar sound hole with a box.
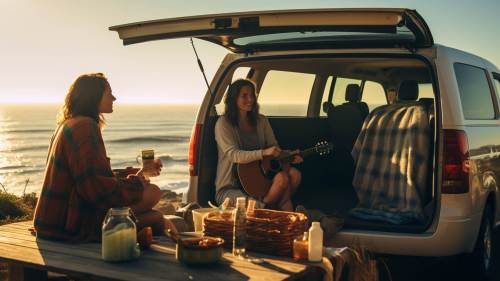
[270,160,281,171]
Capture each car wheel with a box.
[466,204,497,280]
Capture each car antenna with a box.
[190,38,212,95]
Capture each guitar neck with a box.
[278,147,319,163]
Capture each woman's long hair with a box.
[57,73,108,127]
[224,79,259,127]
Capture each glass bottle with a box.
[232,197,247,258]
[102,207,140,262]
[246,199,256,217]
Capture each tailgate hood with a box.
[110,8,433,52]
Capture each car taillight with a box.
[442,129,470,194]
[188,124,202,177]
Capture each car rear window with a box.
[454,63,496,120]
[232,29,415,48]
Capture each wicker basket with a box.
[203,209,308,256]
[203,210,234,248]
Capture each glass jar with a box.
[293,232,309,261]
[102,207,140,262]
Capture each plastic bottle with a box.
[232,197,247,257]
[308,221,323,262]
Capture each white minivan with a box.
[111,9,500,278]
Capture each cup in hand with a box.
[137,149,162,178]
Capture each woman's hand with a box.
[137,159,163,177]
[113,167,140,178]
[134,172,150,186]
[262,146,282,158]
[151,158,163,176]
[291,149,304,164]
[127,170,150,187]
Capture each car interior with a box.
[197,56,437,233]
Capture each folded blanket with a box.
[351,102,430,224]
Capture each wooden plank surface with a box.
[0,221,319,281]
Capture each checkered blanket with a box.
[350,102,430,224]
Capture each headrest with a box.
[322,101,334,114]
[345,84,361,102]
[398,80,419,101]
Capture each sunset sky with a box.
[0,0,498,104]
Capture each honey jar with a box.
[292,231,309,261]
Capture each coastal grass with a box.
[0,191,37,226]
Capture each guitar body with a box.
[235,141,333,199]
[237,156,286,199]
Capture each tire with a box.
[465,204,497,280]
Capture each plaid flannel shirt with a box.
[33,117,144,242]
[350,102,430,224]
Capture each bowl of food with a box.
[175,236,224,265]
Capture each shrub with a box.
[0,192,29,221]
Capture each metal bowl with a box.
[175,236,224,265]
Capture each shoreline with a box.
[0,189,183,226]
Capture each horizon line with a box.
[0,102,201,106]
[0,102,309,106]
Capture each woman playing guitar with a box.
[214,79,303,211]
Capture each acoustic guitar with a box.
[235,141,333,199]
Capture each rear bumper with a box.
[328,211,482,256]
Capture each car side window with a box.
[361,81,386,112]
[232,67,251,82]
[258,70,315,116]
[418,83,435,99]
[494,74,500,97]
[320,77,362,116]
[454,63,495,120]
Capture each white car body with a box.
[110,9,500,263]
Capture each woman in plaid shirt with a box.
[33,73,165,242]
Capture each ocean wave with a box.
[161,180,189,190]
[2,145,49,153]
[15,168,45,175]
[108,136,189,144]
[0,165,26,170]
[112,154,188,167]
[158,155,188,163]
[0,166,45,175]
[1,129,53,133]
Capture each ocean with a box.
[0,104,198,196]
[0,103,332,196]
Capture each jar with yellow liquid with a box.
[102,207,140,262]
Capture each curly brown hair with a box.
[58,73,109,126]
[224,79,259,127]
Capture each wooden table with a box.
[0,221,327,281]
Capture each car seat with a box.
[327,84,367,151]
